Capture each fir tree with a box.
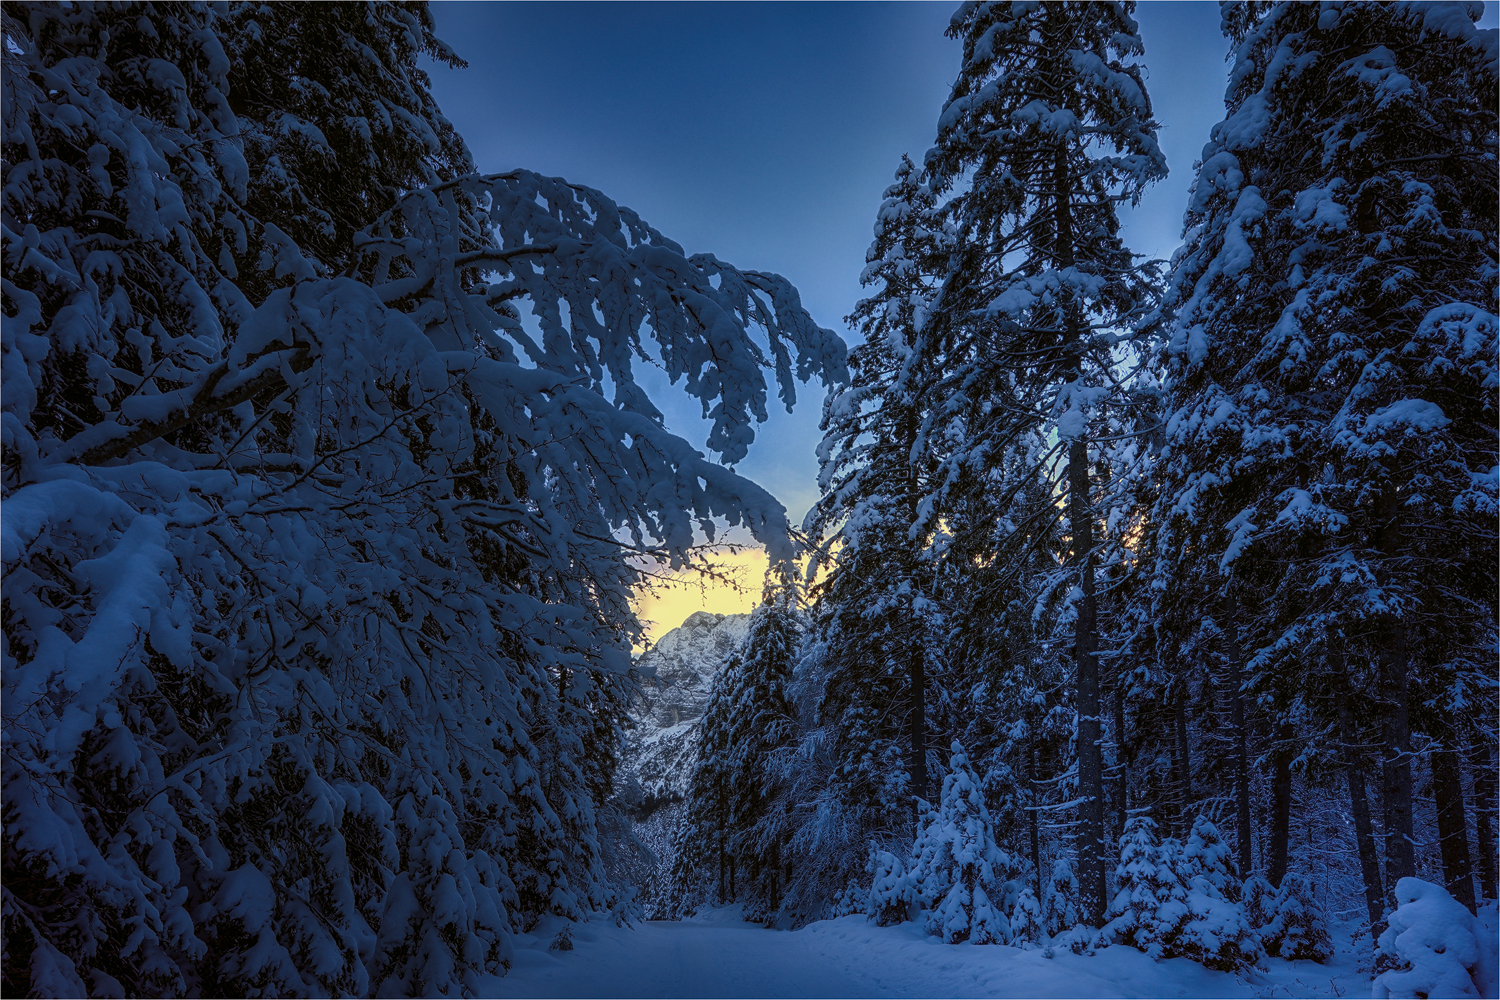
[723,585,802,923]
[865,849,919,927]
[0,3,847,994]
[1261,873,1332,963]
[1144,0,1498,920]
[918,0,1166,924]
[807,154,951,834]
[1043,858,1082,938]
[912,743,1012,945]
[1106,816,1191,962]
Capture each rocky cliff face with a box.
[618,611,749,814]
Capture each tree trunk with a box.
[1340,698,1385,939]
[1030,744,1044,901]
[1054,143,1105,927]
[1175,686,1192,838]
[909,641,927,825]
[1432,746,1477,912]
[1379,644,1415,897]
[1113,680,1128,845]
[1268,721,1293,888]
[1471,735,1498,901]
[899,407,928,829]
[1375,488,1415,896]
[1219,593,1255,877]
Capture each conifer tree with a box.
[1,3,847,993]
[913,0,1166,926]
[808,155,950,831]
[1261,873,1332,962]
[912,743,1012,945]
[1145,0,1498,916]
[1107,816,1190,961]
[1043,859,1081,938]
[723,585,802,923]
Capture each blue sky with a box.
[425,1,1496,531]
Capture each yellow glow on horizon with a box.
[632,548,770,651]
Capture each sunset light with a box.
[632,547,771,650]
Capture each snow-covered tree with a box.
[1260,873,1331,962]
[912,742,1012,944]
[865,848,918,927]
[1178,815,1241,903]
[1107,815,1259,971]
[665,582,804,923]
[1144,0,1498,917]
[1242,873,1277,934]
[218,2,475,287]
[1,3,846,994]
[1043,858,1081,938]
[1106,816,1191,962]
[806,154,950,833]
[917,0,1166,924]
[1010,885,1045,948]
[722,588,802,923]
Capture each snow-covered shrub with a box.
[1043,858,1082,937]
[1242,874,1277,933]
[1010,885,1046,948]
[1374,878,1488,999]
[866,849,918,926]
[832,880,868,919]
[913,742,1012,944]
[1260,873,1330,962]
[1173,818,1261,970]
[1106,816,1190,959]
[1176,883,1262,972]
[1178,816,1241,902]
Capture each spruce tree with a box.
[912,743,1012,945]
[1,3,848,993]
[1145,0,1497,916]
[723,585,802,923]
[917,0,1166,926]
[808,154,950,833]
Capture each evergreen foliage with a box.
[1261,873,1332,962]
[7,0,1498,987]
[1043,858,1081,938]
[1,3,846,994]
[1141,0,1498,903]
[865,849,918,927]
[912,0,1167,924]
[912,743,1011,945]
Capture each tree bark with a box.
[909,641,928,826]
[1432,746,1477,912]
[1175,686,1192,839]
[1471,735,1498,901]
[1113,680,1128,846]
[899,407,928,829]
[1054,142,1105,927]
[1340,698,1385,939]
[1219,593,1255,877]
[1379,645,1416,897]
[1268,721,1294,888]
[1375,488,1415,896]
[1030,744,1044,901]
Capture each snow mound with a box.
[1374,877,1491,1000]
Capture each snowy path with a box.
[480,910,1371,999]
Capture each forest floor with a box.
[480,906,1376,999]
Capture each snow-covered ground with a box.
[480,907,1376,999]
